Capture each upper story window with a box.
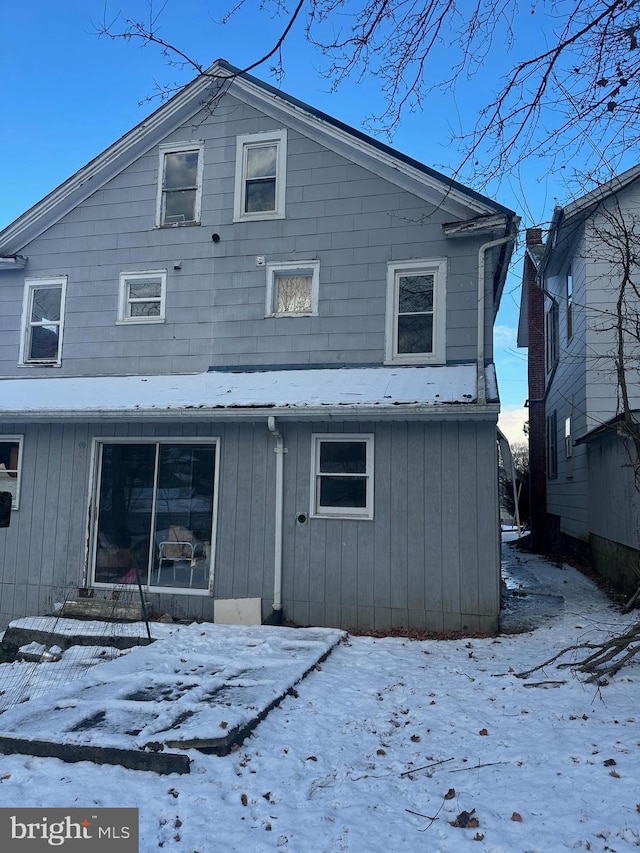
[266,261,319,316]
[545,300,559,373]
[118,271,167,323]
[385,259,446,364]
[0,437,23,509]
[156,141,204,227]
[311,435,374,519]
[234,130,287,221]
[19,277,67,366]
[566,266,573,341]
[547,410,558,480]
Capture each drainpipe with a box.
[477,230,518,405]
[267,416,286,622]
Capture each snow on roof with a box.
[0,365,498,419]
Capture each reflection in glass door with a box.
[93,441,217,593]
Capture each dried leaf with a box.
[474,832,485,841]
[410,734,421,743]
[511,812,523,822]
[444,787,456,800]
[168,788,179,799]
[241,793,248,807]
[603,758,617,766]
[610,770,621,778]
[306,755,317,762]
[479,728,489,736]
[219,721,228,729]
[376,749,386,756]
[174,818,182,829]
[450,809,478,828]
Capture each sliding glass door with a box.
[92,440,217,594]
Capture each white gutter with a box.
[477,231,518,405]
[267,416,286,619]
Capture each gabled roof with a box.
[0,60,514,256]
[540,163,640,278]
[0,365,499,420]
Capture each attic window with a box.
[234,131,287,221]
[157,142,203,227]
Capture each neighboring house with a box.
[519,166,640,592]
[0,60,516,632]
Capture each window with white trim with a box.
[234,130,287,221]
[0,437,23,509]
[564,413,573,479]
[156,141,203,226]
[118,271,167,323]
[385,259,446,363]
[311,435,374,519]
[20,277,67,365]
[266,260,319,316]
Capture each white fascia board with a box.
[0,403,499,422]
[0,73,220,255]
[229,78,501,220]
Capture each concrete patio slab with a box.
[0,622,344,773]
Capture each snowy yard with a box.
[0,541,639,852]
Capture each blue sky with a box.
[0,1,555,442]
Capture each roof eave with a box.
[0,402,500,422]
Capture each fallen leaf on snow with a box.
[478,729,489,736]
[511,812,523,822]
[444,788,456,800]
[410,734,421,743]
[450,809,479,828]
[474,833,485,841]
[241,794,248,806]
[219,721,228,729]
[603,758,616,766]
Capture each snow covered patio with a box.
[0,623,344,773]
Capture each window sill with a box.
[265,312,317,319]
[18,361,62,368]
[310,512,374,521]
[115,318,165,325]
[155,221,200,229]
[384,354,445,366]
[233,212,285,223]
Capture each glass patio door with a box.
[92,441,217,593]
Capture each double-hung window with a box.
[266,261,319,316]
[156,141,203,226]
[545,300,559,373]
[386,259,446,363]
[311,435,374,519]
[0,437,23,509]
[20,277,67,366]
[547,411,558,480]
[234,130,287,221]
[118,271,167,323]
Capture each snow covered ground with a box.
[0,540,639,852]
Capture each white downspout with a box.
[267,416,286,619]
[477,231,517,405]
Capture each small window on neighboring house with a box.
[547,411,558,480]
[0,437,23,509]
[545,301,559,373]
[157,142,203,226]
[234,130,287,221]
[565,414,573,479]
[385,259,446,364]
[566,267,573,341]
[266,261,319,316]
[20,277,67,366]
[311,435,374,519]
[118,271,167,323]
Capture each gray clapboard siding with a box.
[1,90,497,379]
